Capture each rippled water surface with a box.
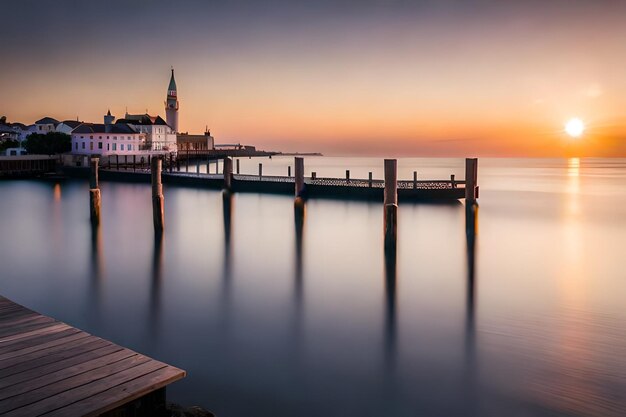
[0,157,624,416]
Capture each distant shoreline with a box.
[278,152,323,156]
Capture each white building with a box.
[71,120,147,156]
[56,120,83,135]
[116,113,177,152]
[32,117,59,134]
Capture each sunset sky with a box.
[2,0,625,156]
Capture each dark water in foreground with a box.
[0,157,625,417]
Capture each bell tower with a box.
[165,67,179,133]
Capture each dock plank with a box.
[45,366,187,417]
[3,358,161,415]
[0,297,185,416]
[0,344,124,390]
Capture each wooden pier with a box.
[85,157,478,202]
[0,296,185,417]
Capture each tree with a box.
[23,132,71,155]
[0,116,6,124]
[0,138,19,152]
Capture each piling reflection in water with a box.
[149,232,164,340]
[293,198,306,350]
[464,202,478,412]
[222,192,233,282]
[87,223,103,326]
[294,198,305,305]
[220,191,234,333]
[383,238,397,371]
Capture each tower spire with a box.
[165,67,179,132]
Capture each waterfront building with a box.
[32,117,59,133]
[177,129,214,151]
[55,120,83,134]
[116,112,177,152]
[70,112,147,155]
[165,68,179,133]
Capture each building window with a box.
[99,136,102,140]
[107,136,109,139]
[113,143,116,151]
[98,142,102,149]
[75,143,78,150]
[80,136,84,139]
[90,135,93,139]
[107,144,110,151]
[120,144,124,151]
[128,144,132,151]
[82,142,85,149]
[90,142,93,151]
[38,126,42,131]
[113,136,116,140]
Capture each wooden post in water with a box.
[413,171,417,189]
[465,158,478,203]
[169,153,173,173]
[346,170,350,183]
[196,160,200,175]
[295,157,305,198]
[451,174,456,188]
[288,166,291,177]
[259,163,263,178]
[151,157,165,234]
[89,158,101,226]
[236,159,240,174]
[223,157,233,191]
[116,155,120,170]
[384,159,398,252]
[369,172,373,187]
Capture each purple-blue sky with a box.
[2,0,626,156]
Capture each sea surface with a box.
[0,157,625,417]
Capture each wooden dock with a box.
[0,296,185,417]
[0,156,57,179]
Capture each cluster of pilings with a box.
[89,156,479,245]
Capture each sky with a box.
[2,0,626,156]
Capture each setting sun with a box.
[565,118,585,138]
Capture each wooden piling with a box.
[384,159,398,252]
[369,172,373,188]
[196,160,200,175]
[346,170,350,183]
[236,159,240,174]
[465,158,478,203]
[89,158,100,225]
[223,157,233,191]
[151,157,165,233]
[295,157,305,198]
[451,174,456,188]
[413,171,417,189]
[259,163,263,178]
[288,166,291,177]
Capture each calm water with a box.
[0,157,625,417]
